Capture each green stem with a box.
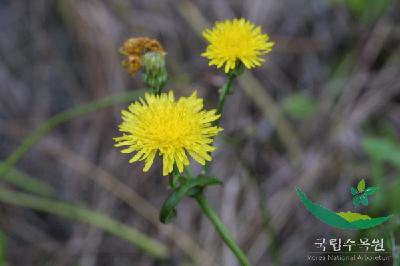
[194,193,251,266]
[0,187,168,259]
[0,89,145,179]
[216,74,236,116]
[202,74,237,175]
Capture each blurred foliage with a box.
[1,0,399,264]
[362,136,400,212]
[0,229,5,266]
[0,187,169,259]
[328,50,355,91]
[0,90,145,179]
[282,92,317,120]
[350,131,399,266]
[389,231,400,266]
[334,0,392,22]
[0,90,172,261]
[362,137,400,167]
[1,164,55,197]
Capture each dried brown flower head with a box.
[120,37,165,75]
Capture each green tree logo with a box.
[351,179,378,208]
[296,178,391,230]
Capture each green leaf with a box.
[357,179,366,193]
[159,176,223,224]
[365,187,378,196]
[351,187,358,196]
[360,194,369,206]
[282,93,317,120]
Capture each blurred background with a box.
[0,0,400,265]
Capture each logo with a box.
[351,179,378,208]
[296,178,392,230]
[307,237,392,263]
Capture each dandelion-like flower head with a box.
[202,18,274,73]
[114,91,222,176]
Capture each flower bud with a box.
[141,52,168,94]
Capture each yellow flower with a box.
[202,18,274,73]
[114,91,222,176]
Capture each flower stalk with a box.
[202,62,244,175]
[216,74,235,116]
[216,62,245,117]
[194,193,251,266]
